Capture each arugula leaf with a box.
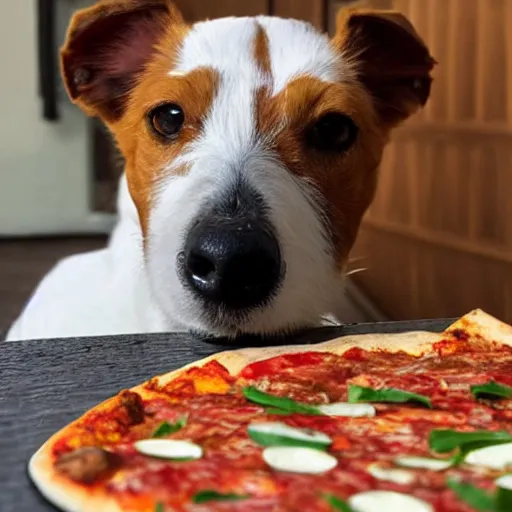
[151,418,187,438]
[347,384,432,408]
[447,479,495,511]
[192,490,249,504]
[429,429,512,460]
[248,423,331,450]
[321,492,354,512]
[471,381,512,400]
[154,503,165,512]
[495,486,512,512]
[243,387,322,415]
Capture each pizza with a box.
[29,309,512,512]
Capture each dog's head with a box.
[61,0,434,335]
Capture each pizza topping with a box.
[321,493,354,511]
[317,402,376,418]
[134,439,202,460]
[192,490,249,503]
[496,487,512,512]
[464,442,512,470]
[262,446,338,474]
[240,352,331,379]
[446,476,512,511]
[348,491,434,512]
[471,381,512,400]
[496,474,512,490]
[248,422,332,450]
[243,386,322,415]
[429,429,512,464]
[367,463,415,485]
[119,390,145,425]
[446,478,495,511]
[348,384,432,408]
[54,447,120,483]
[348,490,434,512]
[394,455,453,471]
[151,418,187,438]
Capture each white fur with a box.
[6,16,348,341]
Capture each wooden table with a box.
[0,318,453,512]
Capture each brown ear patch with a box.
[61,0,184,122]
[333,8,436,125]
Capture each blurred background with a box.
[1,0,511,335]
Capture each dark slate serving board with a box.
[0,318,453,512]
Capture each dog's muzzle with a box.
[178,181,283,311]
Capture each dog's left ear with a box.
[333,8,436,126]
[61,0,185,123]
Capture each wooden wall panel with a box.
[349,0,512,322]
[272,0,327,29]
[173,0,269,21]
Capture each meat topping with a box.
[54,447,120,483]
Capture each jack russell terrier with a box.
[6,0,434,341]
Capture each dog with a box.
[6,0,434,341]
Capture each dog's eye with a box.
[148,103,184,139]
[307,113,358,152]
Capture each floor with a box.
[0,237,107,338]
[0,237,380,339]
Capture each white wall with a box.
[0,1,113,235]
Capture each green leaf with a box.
[347,384,432,408]
[447,478,495,511]
[496,486,512,512]
[321,492,354,512]
[471,381,512,400]
[154,503,165,512]
[192,490,249,504]
[247,425,330,450]
[151,417,187,438]
[429,429,512,460]
[243,387,322,415]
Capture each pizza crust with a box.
[29,309,512,512]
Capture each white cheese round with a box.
[263,446,338,474]
[317,402,376,418]
[495,474,512,490]
[394,455,453,471]
[248,422,332,447]
[134,439,202,460]
[368,463,415,485]
[464,442,512,470]
[349,490,434,512]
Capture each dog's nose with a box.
[181,218,282,310]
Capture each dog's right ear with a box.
[61,0,184,123]
[333,7,436,127]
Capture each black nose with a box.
[181,218,282,310]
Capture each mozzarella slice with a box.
[464,442,512,470]
[248,422,332,447]
[348,491,434,512]
[495,474,512,490]
[368,463,415,485]
[134,439,202,460]
[263,446,337,474]
[317,402,376,418]
[394,455,453,471]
